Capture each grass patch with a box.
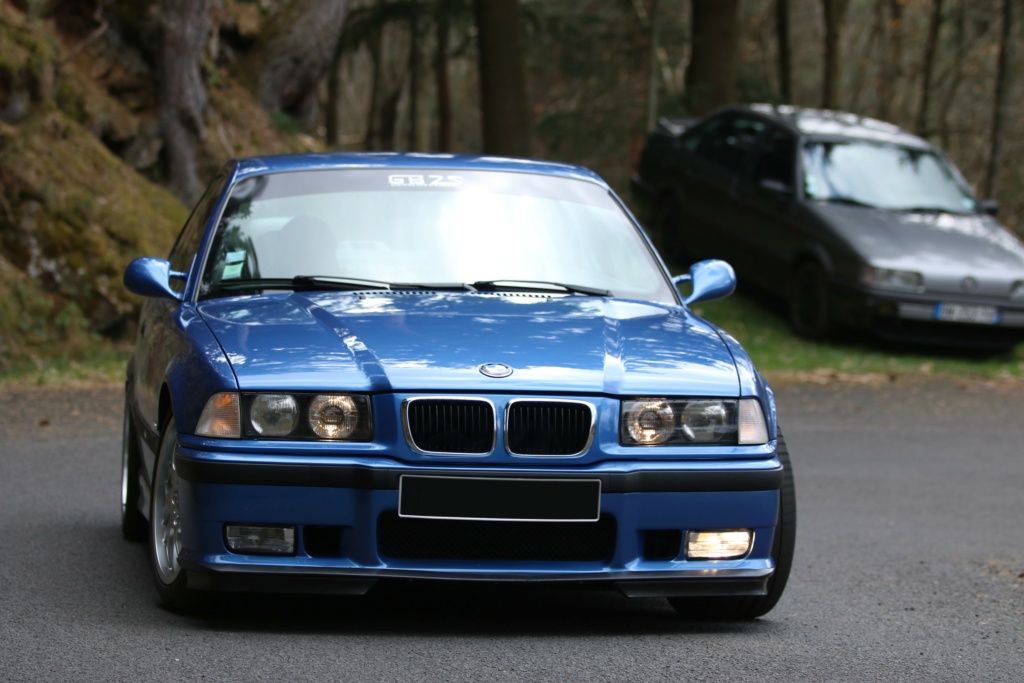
[694,290,1024,379]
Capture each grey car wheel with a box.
[149,417,194,609]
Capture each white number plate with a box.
[936,303,999,325]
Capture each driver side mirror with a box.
[672,259,737,305]
[124,257,185,301]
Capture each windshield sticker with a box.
[388,174,463,188]
[222,262,244,279]
[226,250,247,264]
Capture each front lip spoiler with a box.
[180,560,773,598]
[174,456,783,493]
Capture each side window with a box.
[679,117,726,153]
[167,174,228,293]
[751,127,797,188]
[687,116,765,174]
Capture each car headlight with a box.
[197,392,373,440]
[250,394,299,436]
[1011,281,1024,300]
[620,398,768,446]
[308,394,362,439]
[861,266,924,292]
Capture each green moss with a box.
[0,111,187,353]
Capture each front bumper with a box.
[829,282,1024,348]
[172,442,783,598]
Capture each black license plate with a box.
[398,475,601,522]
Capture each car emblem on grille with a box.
[961,276,978,292]
[479,363,513,378]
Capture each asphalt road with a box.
[1,377,1022,682]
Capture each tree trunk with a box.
[821,0,849,110]
[158,0,210,205]
[253,0,349,132]
[434,0,453,151]
[365,19,411,150]
[776,0,792,102]
[684,0,740,116]
[876,0,903,121]
[939,0,967,149]
[915,0,944,136]
[474,0,530,157]
[325,19,347,148]
[406,8,420,150]
[984,0,1012,200]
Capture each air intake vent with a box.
[506,400,595,455]
[404,398,495,454]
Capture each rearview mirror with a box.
[672,259,736,305]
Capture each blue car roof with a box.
[229,152,608,186]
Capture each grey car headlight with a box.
[1011,281,1024,300]
[861,266,924,292]
[620,398,768,446]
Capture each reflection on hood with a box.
[198,292,741,397]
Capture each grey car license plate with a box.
[398,475,601,522]
[936,303,999,324]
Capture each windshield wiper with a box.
[208,276,478,295]
[471,279,610,296]
[208,276,392,294]
[817,196,879,209]
[896,205,969,215]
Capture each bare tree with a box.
[821,0,850,110]
[984,0,1013,200]
[915,0,945,136]
[474,0,530,156]
[684,0,740,116]
[938,0,968,149]
[776,0,792,102]
[876,0,903,121]
[434,0,454,151]
[252,0,349,131]
[158,0,210,205]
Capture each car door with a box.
[730,123,802,294]
[674,114,764,263]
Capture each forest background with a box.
[0,0,1019,372]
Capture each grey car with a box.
[632,104,1024,351]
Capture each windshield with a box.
[802,141,977,213]
[199,169,675,303]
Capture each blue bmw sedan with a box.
[121,153,795,619]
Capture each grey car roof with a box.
[742,104,931,149]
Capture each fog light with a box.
[686,530,753,560]
[225,525,296,555]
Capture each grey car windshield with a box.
[200,168,675,303]
[802,141,976,214]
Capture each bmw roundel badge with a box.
[479,363,513,378]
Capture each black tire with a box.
[789,262,833,339]
[121,394,148,542]
[149,415,196,611]
[669,431,797,620]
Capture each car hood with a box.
[811,203,1024,276]
[197,292,740,396]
